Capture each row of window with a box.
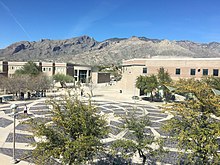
[42,67,52,72]
[56,67,65,72]
[142,68,219,76]
[10,66,22,70]
[176,68,219,76]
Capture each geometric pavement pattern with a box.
[2,99,217,164]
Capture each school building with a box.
[119,58,220,95]
[0,61,92,83]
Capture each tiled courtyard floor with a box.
[1,86,217,164]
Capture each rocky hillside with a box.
[0,35,220,65]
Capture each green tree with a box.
[136,75,158,101]
[53,73,74,88]
[28,95,108,165]
[111,110,164,164]
[163,79,220,164]
[157,67,172,86]
[157,67,172,100]
[15,61,41,76]
[201,76,220,90]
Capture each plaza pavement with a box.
[0,84,176,165]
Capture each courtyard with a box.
[0,85,216,164]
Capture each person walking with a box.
[24,104,28,115]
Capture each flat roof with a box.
[123,58,220,62]
[122,58,220,66]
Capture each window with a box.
[143,67,147,74]
[203,69,208,75]
[176,68,181,75]
[190,69,196,75]
[213,69,219,76]
[79,70,87,83]
[49,68,51,71]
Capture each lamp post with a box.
[10,104,18,164]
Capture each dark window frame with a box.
[203,69,208,76]
[176,68,181,75]
[190,69,196,76]
[143,67,147,74]
[213,69,219,76]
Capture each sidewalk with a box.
[85,85,164,108]
[0,86,165,165]
[0,153,30,165]
[0,99,41,165]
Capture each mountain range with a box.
[1,35,220,65]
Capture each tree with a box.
[157,67,172,86]
[28,95,108,164]
[111,110,164,164]
[201,76,220,90]
[136,75,158,101]
[157,67,172,100]
[31,74,52,97]
[1,75,30,99]
[53,73,74,88]
[15,61,41,76]
[85,77,96,97]
[163,79,220,164]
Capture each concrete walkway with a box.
[0,85,173,165]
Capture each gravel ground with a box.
[109,126,121,135]
[154,128,170,136]
[150,122,162,128]
[16,123,32,131]
[6,133,35,143]
[0,148,33,161]
[29,105,49,110]
[29,110,52,115]
[110,121,124,127]
[0,117,13,127]
[163,137,178,148]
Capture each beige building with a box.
[41,62,54,76]
[0,61,92,83]
[119,58,220,95]
[7,61,28,77]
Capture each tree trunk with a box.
[90,89,93,97]
[150,91,153,102]
[138,149,147,165]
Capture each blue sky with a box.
[0,0,220,48]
